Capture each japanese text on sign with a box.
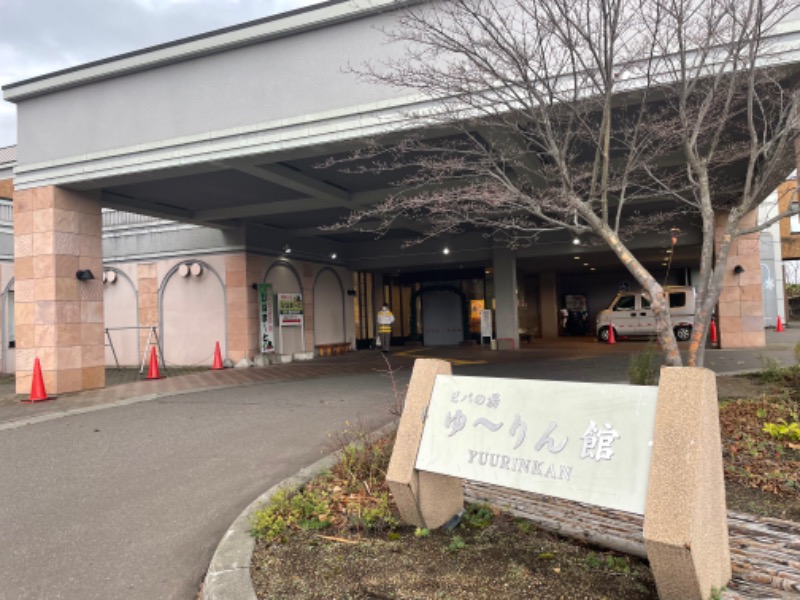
[416,375,658,514]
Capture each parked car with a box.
[596,286,695,342]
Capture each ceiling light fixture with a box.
[281,244,292,254]
[330,252,337,260]
[443,247,450,255]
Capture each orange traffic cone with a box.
[23,357,54,403]
[710,319,718,345]
[607,324,616,345]
[146,346,163,380]
[776,315,785,332]
[212,341,224,370]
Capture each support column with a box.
[302,263,314,352]
[373,272,384,335]
[492,248,519,350]
[137,263,158,361]
[225,253,268,362]
[539,272,559,339]
[14,186,104,394]
[715,210,765,348]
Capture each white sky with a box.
[0,0,321,148]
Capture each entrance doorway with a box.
[422,289,463,345]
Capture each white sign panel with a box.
[278,293,304,327]
[416,375,658,514]
[480,309,493,339]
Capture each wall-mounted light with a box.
[330,252,337,260]
[572,237,581,245]
[733,265,745,275]
[443,246,450,255]
[76,269,95,281]
[190,263,203,277]
[282,244,292,254]
[103,271,117,284]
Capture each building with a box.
[2,0,800,394]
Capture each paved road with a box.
[0,373,403,600]
[1,328,798,599]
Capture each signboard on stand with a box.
[258,284,275,353]
[480,309,493,342]
[278,293,304,326]
[277,292,305,353]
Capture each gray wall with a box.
[16,12,410,165]
[103,223,244,262]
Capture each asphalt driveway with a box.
[0,373,401,600]
[1,328,798,599]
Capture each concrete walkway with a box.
[2,328,798,427]
[0,331,797,599]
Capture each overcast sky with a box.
[0,0,321,148]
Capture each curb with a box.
[201,420,399,600]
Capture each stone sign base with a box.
[386,359,463,528]
[643,367,731,599]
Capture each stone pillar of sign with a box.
[539,272,559,339]
[136,263,159,361]
[13,185,104,394]
[492,247,519,349]
[715,210,765,348]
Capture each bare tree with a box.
[330,0,800,367]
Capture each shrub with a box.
[763,420,800,442]
[250,487,333,543]
[628,345,660,386]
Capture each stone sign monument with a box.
[387,359,731,600]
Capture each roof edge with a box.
[2,0,418,103]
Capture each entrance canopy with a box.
[3,0,800,276]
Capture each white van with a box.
[596,286,695,342]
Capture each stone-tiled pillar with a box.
[225,253,267,362]
[137,263,158,358]
[14,186,104,394]
[223,254,265,363]
[716,210,765,348]
[302,263,314,351]
[225,254,248,362]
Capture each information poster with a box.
[278,293,304,327]
[259,284,275,353]
[470,300,485,334]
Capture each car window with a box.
[669,292,686,308]
[614,295,636,310]
[641,294,651,309]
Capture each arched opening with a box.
[264,261,304,355]
[160,260,226,365]
[313,268,346,346]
